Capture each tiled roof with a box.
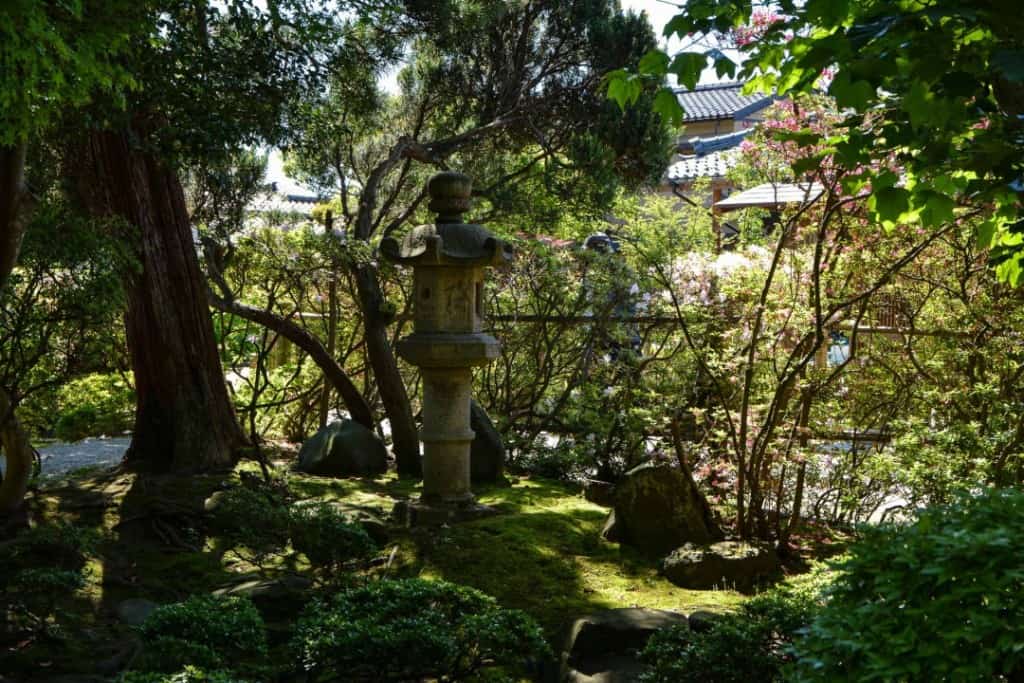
[675,81,775,122]
[248,191,320,217]
[665,150,740,182]
[715,182,825,211]
[692,129,752,155]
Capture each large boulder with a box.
[610,462,722,556]
[297,420,387,477]
[661,541,779,592]
[558,608,689,682]
[470,399,506,484]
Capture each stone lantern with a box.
[381,172,512,521]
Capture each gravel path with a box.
[34,436,131,479]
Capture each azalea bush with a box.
[135,595,268,675]
[291,578,549,681]
[791,488,1024,681]
[474,194,735,483]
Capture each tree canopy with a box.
[609,0,1024,284]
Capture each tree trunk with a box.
[207,289,374,429]
[0,142,34,515]
[77,125,245,472]
[353,264,421,477]
[0,143,28,293]
[0,384,33,517]
[318,274,339,428]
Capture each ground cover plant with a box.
[640,564,833,682]
[3,459,748,678]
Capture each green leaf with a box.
[995,253,1022,285]
[706,49,737,80]
[774,130,823,147]
[918,191,955,226]
[871,186,910,226]
[663,14,692,40]
[791,152,827,176]
[668,52,707,91]
[903,82,934,130]
[977,219,998,248]
[840,173,870,196]
[872,170,899,190]
[808,0,851,25]
[653,87,684,128]
[829,72,875,110]
[638,49,669,76]
[606,70,641,110]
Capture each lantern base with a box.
[391,497,499,527]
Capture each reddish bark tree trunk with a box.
[78,125,245,472]
[0,142,34,515]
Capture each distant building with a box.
[662,81,777,196]
[247,181,321,220]
[674,81,775,138]
[657,81,779,248]
[245,150,324,229]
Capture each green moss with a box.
[389,477,743,638]
[20,462,744,672]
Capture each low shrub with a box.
[512,438,590,482]
[54,372,134,441]
[790,488,1024,681]
[208,485,291,561]
[641,617,778,683]
[1,523,98,634]
[135,595,267,674]
[290,578,549,681]
[288,502,376,571]
[5,522,98,570]
[122,667,253,683]
[133,638,222,674]
[640,565,832,682]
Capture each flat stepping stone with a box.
[558,608,689,681]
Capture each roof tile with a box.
[675,81,774,122]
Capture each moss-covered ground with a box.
[6,458,748,676]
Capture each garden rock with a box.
[583,479,616,507]
[114,598,159,626]
[470,399,507,484]
[662,540,779,591]
[559,608,689,682]
[611,462,722,556]
[297,419,387,477]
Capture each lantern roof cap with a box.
[380,172,513,267]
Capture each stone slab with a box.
[391,499,500,527]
